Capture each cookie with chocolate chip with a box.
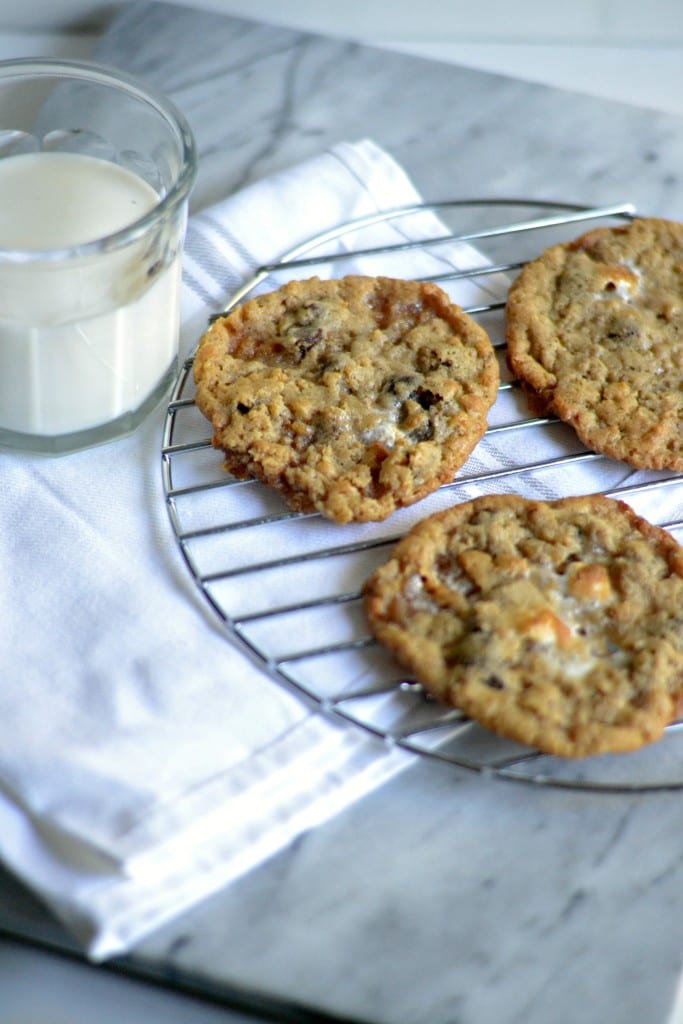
[193,276,499,523]
[363,493,683,757]
[506,217,683,470]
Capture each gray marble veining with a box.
[134,760,683,1024]
[98,1,683,226]
[5,3,683,1022]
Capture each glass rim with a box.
[0,57,198,263]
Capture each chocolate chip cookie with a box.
[506,217,683,470]
[363,493,683,757]
[193,276,499,524]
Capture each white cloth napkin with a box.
[0,139,511,961]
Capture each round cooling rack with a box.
[161,196,683,793]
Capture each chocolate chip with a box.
[296,328,323,360]
[236,402,250,414]
[408,386,439,410]
[485,675,505,690]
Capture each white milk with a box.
[0,151,181,438]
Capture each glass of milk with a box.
[0,58,197,453]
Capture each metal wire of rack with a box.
[162,198,683,793]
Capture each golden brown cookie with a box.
[363,493,683,757]
[506,217,683,470]
[193,276,499,524]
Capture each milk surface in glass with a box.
[0,150,181,437]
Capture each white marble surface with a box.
[5,3,683,1022]
[96,3,683,224]
[162,0,683,118]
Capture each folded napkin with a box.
[0,139,513,961]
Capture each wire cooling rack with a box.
[162,198,683,793]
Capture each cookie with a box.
[193,275,499,524]
[363,493,683,757]
[505,217,683,470]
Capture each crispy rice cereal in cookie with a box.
[505,217,683,470]
[193,276,499,524]
[363,493,683,757]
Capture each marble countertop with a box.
[5,3,683,1022]
[99,2,683,224]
